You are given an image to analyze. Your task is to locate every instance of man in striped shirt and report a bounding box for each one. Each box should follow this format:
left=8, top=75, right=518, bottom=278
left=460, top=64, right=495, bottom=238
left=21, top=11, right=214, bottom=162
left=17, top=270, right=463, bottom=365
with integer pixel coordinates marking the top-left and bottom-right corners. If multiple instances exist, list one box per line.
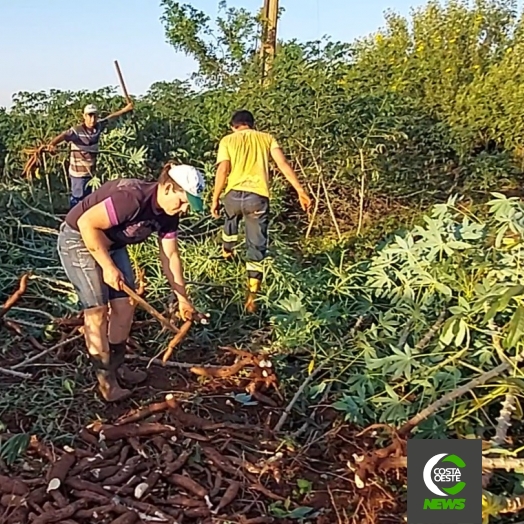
left=45, top=101, right=134, bottom=207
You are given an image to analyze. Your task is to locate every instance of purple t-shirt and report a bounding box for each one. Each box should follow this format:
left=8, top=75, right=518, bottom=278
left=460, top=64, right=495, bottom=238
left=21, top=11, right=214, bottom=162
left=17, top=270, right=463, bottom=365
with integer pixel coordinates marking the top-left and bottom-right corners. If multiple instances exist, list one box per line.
left=65, top=178, right=179, bottom=249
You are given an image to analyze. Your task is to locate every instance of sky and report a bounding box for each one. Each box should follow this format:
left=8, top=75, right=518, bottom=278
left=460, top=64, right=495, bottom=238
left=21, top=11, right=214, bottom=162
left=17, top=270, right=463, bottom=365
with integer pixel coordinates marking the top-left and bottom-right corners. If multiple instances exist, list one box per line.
left=0, top=0, right=453, bottom=108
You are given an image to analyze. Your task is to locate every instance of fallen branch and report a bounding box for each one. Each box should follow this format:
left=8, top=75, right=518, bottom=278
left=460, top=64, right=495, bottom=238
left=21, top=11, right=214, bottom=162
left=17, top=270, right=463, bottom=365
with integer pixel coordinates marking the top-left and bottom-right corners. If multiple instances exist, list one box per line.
left=483, top=393, right=516, bottom=488
left=12, top=334, right=83, bottom=370
left=379, top=456, right=524, bottom=471
left=0, top=273, right=30, bottom=319
left=127, top=354, right=219, bottom=370
left=414, top=311, right=447, bottom=351
left=355, top=347, right=524, bottom=484
left=0, top=367, right=32, bottom=379
left=399, top=347, right=524, bottom=437
left=274, top=365, right=325, bottom=433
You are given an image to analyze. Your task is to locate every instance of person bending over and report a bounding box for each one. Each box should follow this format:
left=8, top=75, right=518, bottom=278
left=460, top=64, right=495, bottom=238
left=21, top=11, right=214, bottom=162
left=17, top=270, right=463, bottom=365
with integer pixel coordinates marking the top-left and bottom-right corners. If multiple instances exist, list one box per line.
left=57, top=162, right=206, bottom=402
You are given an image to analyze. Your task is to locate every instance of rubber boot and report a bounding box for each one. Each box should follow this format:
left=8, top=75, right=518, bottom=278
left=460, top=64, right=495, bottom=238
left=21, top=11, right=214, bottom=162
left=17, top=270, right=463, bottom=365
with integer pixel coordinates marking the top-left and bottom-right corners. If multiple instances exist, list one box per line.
left=110, top=342, right=148, bottom=385
left=245, top=278, right=261, bottom=314
left=222, top=247, right=235, bottom=261
left=89, top=351, right=132, bottom=403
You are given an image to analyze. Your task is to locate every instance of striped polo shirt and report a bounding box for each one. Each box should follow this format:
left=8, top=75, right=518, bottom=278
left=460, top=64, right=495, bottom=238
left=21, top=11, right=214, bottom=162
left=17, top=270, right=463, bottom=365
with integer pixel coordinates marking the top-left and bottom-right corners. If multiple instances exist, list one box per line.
left=63, top=120, right=108, bottom=178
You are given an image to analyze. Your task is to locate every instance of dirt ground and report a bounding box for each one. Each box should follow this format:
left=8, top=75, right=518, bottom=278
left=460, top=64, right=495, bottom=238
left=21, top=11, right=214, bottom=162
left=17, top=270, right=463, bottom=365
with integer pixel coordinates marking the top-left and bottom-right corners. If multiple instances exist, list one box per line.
left=0, top=313, right=406, bottom=524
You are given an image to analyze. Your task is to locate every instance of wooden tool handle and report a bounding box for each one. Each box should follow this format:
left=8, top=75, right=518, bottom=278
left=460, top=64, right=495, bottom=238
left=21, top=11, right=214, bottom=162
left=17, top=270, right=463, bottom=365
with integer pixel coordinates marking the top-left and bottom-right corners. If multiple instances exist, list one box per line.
left=121, top=283, right=179, bottom=334
left=114, top=60, right=132, bottom=103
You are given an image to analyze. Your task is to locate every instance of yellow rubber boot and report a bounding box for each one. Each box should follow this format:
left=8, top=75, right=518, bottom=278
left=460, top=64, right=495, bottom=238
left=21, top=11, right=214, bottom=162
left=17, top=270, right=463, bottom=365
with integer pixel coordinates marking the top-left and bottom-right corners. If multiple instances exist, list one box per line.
left=222, top=247, right=235, bottom=260
left=245, top=278, right=261, bottom=314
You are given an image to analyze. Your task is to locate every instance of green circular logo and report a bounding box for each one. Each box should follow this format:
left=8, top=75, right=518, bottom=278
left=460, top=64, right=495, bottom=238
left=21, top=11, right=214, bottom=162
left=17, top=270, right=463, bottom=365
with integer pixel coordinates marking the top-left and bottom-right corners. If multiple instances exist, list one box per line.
left=423, top=453, right=466, bottom=496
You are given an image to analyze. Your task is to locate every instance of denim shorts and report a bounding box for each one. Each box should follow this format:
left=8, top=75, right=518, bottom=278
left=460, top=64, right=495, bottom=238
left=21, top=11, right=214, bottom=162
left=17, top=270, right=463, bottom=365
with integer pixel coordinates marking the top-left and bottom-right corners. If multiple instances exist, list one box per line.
left=57, top=222, right=135, bottom=309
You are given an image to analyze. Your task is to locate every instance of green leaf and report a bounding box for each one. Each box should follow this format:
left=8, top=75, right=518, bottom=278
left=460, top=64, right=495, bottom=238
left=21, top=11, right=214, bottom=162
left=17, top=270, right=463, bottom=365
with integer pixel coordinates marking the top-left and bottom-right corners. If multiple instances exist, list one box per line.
left=0, top=434, right=30, bottom=465
left=288, top=506, right=315, bottom=519
left=297, top=479, right=313, bottom=494
left=495, top=225, right=509, bottom=248
left=440, top=318, right=457, bottom=346
left=269, top=503, right=289, bottom=518
left=385, top=384, right=400, bottom=401
left=499, top=286, right=524, bottom=312
left=483, top=299, right=502, bottom=324
left=504, top=305, right=524, bottom=349
left=455, top=319, right=468, bottom=347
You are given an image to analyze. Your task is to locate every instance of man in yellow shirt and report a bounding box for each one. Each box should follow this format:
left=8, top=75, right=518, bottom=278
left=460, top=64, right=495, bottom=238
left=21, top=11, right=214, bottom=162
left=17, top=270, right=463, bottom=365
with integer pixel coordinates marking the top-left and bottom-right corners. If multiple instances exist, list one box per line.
left=211, top=110, right=312, bottom=312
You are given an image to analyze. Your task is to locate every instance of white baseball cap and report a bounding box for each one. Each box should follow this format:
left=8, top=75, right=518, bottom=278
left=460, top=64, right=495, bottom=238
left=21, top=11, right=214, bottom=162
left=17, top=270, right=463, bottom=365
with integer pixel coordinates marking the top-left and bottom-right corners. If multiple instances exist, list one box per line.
left=168, top=164, right=205, bottom=212
left=83, top=104, right=98, bottom=115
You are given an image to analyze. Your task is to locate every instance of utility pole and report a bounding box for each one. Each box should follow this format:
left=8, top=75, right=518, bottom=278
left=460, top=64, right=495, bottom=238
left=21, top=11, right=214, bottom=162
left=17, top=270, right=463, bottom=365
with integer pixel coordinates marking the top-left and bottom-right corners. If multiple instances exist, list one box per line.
left=260, top=0, right=279, bottom=83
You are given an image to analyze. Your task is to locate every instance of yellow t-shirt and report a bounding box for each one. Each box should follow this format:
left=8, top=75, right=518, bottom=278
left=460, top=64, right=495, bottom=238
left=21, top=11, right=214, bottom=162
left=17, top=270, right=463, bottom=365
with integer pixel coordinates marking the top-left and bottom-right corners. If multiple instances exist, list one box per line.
left=216, top=129, right=280, bottom=198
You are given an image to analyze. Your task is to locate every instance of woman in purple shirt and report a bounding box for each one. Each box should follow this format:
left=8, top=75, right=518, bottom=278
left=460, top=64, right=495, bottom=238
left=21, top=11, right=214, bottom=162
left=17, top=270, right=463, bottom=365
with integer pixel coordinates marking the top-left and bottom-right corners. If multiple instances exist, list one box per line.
left=58, top=163, right=206, bottom=402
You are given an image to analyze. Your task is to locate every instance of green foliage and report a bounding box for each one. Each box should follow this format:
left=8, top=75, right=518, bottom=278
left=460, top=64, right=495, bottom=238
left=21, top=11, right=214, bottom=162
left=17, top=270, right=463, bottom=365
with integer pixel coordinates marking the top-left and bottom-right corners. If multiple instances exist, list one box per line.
left=2, top=3, right=524, bottom=521
left=0, top=433, right=30, bottom=465
left=160, top=0, right=259, bottom=86
left=1, top=0, right=522, bottom=225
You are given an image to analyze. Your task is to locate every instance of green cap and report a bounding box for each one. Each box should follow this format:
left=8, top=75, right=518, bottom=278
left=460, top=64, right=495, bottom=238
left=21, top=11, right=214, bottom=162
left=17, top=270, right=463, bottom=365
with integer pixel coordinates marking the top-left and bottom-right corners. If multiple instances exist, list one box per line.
left=186, top=192, right=204, bottom=213
left=168, top=164, right=206, bottom=214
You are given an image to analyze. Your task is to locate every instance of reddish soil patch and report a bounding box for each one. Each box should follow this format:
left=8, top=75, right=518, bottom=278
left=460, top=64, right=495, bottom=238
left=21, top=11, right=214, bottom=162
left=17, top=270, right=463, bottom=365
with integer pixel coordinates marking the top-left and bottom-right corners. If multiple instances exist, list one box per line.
left=0, top=320, right=405, bottom=523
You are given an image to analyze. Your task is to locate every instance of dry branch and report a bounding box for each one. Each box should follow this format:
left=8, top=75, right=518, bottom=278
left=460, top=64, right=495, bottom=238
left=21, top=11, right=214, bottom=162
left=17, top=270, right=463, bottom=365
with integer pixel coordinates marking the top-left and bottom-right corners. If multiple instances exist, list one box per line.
left=12, top=334, right=83, bottom=370
left=0, top=367, right=32, bottom=379
left=380, top=456, right=524, bottom=471
left=483, top=393, right=517, bottom=488
left=414, top=310, right=447, bottom=351
left=274, top=365, right=325, bottom=433
left=398, top=347, right=524, bottom=437
left=0, top=273, right=30, bottom=319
